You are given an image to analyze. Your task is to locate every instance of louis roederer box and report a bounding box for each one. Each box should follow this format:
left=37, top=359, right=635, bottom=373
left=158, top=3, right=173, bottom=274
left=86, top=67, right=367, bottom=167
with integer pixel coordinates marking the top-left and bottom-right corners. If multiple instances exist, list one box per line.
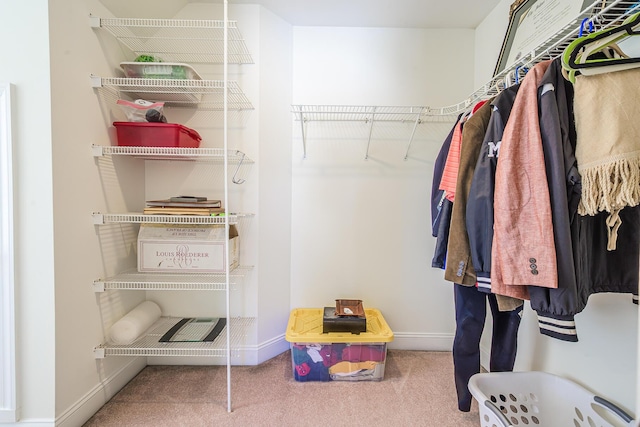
left=137, top=223, right=239, bottom=273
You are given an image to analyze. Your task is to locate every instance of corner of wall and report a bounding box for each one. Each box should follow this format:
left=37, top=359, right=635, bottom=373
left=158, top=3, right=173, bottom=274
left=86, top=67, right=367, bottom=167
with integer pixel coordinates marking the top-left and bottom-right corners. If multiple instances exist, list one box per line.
left=473, top=0, right=512, bottom=87
left=55, top=358, right=146, bottom=427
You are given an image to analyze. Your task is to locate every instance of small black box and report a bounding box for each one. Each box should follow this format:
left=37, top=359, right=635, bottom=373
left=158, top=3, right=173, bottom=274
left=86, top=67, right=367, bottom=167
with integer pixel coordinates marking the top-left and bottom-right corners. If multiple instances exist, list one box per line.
left=322, top=307, right=366, bottom=334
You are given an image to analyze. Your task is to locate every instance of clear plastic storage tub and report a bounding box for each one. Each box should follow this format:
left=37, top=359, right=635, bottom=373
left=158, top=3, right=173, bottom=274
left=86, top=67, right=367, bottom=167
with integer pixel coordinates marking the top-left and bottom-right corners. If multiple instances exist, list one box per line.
left=285, top=308, right=394, bottom=382
left=468, top=371, right=635, bottom=427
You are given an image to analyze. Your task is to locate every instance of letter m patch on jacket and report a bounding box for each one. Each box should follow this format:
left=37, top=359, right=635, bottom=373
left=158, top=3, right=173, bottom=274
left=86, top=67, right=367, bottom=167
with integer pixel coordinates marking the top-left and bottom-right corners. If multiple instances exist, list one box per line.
left=487, top=140, right=501, bottom=158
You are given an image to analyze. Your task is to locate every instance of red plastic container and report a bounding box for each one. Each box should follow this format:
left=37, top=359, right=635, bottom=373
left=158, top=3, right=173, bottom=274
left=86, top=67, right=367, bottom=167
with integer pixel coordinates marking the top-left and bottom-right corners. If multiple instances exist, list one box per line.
left=113, top=122, right=202, bottom=148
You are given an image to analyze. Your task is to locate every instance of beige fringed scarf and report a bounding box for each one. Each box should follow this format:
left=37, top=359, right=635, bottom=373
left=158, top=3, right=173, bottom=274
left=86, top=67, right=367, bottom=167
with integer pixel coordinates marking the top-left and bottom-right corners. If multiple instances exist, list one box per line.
left=574, top=67, right=640, bottom=250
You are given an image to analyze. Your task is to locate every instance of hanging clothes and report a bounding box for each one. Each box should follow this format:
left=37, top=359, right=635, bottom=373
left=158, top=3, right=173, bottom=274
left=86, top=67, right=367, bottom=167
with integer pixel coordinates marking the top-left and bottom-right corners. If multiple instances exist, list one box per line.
left=528, top=58, right=640, bottom=341
left=432, top=198, right=453, bottom=269
left=443, top=100, right=493, bottom=287
left=431, top=115, right=461, bottom=238
left=439, top=121, right=465, bottom=203
left=492, top=59, right=558, bottom=300
left=466, top=83, right=520, bottom=300
left=452, top=284, right=522, bottom=412
left=573, top=67, right=640, bottom=250
left=436, top=100, right=524, bottom=413
left=431, top=118, right=461, bottom=269
left=527, top=57, right=582, bottom=341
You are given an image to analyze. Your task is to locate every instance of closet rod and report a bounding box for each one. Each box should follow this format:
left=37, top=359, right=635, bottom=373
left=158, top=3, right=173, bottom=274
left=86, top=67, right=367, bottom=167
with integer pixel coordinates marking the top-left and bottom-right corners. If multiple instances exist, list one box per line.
left=292, top=0, right=639, bottom=159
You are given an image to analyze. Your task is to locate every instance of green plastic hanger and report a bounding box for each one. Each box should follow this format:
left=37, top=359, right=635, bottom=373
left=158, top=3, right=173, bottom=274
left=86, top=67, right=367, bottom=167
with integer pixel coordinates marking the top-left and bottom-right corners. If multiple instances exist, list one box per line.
left=561, top=11, right=640, bottom=82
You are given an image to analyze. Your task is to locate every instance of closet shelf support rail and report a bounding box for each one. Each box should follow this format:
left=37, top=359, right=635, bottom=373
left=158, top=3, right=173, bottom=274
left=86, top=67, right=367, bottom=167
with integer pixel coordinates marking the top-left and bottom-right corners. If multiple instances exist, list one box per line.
left=364, top=108, right=376, bottom=160
left=404, top=113, right=423, bottom=161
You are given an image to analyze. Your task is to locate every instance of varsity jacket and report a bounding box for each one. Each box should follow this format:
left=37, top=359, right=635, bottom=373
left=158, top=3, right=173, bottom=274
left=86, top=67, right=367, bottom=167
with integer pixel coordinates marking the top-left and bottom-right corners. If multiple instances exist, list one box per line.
left=444, top=100, right=493, bottom=286
left=492, top=60, right=557, bottom=300
left=527, top=58, right=581, bottom=341
left=466, top=84, right=520, bottom=294
left=529, top=58, right=639, bottom=342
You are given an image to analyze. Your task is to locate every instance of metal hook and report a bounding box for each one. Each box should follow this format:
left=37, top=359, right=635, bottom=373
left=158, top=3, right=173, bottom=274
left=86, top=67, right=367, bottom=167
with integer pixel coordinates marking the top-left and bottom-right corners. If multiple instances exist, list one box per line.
left=232, top=151, right=246, bottom=184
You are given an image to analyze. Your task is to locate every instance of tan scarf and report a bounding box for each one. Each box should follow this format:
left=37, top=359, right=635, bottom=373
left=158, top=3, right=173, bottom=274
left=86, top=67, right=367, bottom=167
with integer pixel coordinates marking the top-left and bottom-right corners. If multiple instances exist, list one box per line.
left=574, top=67, right=640, bottom=250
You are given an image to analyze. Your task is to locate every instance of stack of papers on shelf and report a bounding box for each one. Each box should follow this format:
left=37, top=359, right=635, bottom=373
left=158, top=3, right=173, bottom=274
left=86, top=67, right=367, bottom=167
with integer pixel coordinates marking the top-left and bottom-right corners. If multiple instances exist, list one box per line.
left=144, top=196, right=224, bottom=216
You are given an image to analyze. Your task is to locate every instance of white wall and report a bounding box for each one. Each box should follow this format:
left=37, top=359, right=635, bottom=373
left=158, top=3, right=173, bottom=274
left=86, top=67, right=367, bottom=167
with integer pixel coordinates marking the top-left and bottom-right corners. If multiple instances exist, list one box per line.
left=254, top=7, right=294, bottom=360
left=475, top=0, right=638, bottom=415
left=291, top=26, right=475, bottom=350
left=0, top=1, right=56, bottom=423
left=49, top=0, right=150, bottom=425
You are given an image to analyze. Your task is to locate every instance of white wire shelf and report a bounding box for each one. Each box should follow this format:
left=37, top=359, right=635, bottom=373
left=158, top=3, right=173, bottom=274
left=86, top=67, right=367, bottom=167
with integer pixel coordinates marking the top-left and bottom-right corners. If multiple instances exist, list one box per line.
left=92, top=267, right=254, bottom=292
left=292, top=0, right=640, bottom=159
left=91, top=16, right=254, bottom=64
left=93, top=316, right=255, bottom=358
left=91, top=76, right=254, bottom=110
left=91, top=145, right=253, bottom=162
left=92, top=145, right=253, bottom=184
left=291, top=105, right=458, bottom=123
left=92, top=212, right=254, bottom=225
left=291, top=105, right=458, bottom=160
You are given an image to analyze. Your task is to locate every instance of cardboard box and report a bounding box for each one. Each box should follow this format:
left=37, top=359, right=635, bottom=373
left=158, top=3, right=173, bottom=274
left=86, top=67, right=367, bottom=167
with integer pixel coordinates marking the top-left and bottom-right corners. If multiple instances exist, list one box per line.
left=137, top=224, right=239, bottom=273
left=285, top=308, right=394, bottom=382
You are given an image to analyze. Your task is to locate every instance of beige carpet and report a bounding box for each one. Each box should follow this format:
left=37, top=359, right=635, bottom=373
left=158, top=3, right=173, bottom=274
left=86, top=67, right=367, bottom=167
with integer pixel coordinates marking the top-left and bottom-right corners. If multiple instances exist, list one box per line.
left=83, top=350, right=481, bottom=426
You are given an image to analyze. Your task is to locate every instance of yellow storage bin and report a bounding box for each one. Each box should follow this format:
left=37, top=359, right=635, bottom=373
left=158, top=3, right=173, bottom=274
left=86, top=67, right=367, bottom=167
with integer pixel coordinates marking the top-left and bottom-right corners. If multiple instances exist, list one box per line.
left=285, top=308, right=394, bottom=382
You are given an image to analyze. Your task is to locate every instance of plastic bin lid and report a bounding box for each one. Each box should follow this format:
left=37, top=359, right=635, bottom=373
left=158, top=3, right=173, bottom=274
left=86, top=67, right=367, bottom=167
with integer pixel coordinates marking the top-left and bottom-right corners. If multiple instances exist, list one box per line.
left=285, top=308, right=394, bottom=343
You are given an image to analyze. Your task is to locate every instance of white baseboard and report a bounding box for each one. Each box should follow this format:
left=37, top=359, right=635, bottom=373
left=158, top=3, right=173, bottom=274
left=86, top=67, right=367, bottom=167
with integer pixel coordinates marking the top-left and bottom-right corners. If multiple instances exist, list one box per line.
left=388, top=332, right=454, bottom=351
left=0, top=409, right=18, bottom=424
left=55, top=358, right=146, bottom=427
left=0, top=419, right=54, bottom=427
left=391, top=332, right=489, bottom=369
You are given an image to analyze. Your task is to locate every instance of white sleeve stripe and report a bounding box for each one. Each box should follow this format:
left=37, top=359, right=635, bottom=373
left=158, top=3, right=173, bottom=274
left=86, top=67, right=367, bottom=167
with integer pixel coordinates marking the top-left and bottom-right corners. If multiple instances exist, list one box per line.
left=537, top=315, right=576, bottom=327
left=539, top=323, right=577, bottom=335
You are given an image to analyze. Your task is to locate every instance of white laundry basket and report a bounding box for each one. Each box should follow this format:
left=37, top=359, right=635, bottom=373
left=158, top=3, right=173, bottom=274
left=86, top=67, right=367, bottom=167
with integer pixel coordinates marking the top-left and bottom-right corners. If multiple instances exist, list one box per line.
left=468, top=371, right=635, bottom=427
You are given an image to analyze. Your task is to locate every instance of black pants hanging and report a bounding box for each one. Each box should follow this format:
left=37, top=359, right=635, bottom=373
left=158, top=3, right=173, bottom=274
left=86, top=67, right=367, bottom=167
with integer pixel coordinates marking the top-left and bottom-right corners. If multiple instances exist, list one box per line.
left=453, top=284, right=522, bottom=412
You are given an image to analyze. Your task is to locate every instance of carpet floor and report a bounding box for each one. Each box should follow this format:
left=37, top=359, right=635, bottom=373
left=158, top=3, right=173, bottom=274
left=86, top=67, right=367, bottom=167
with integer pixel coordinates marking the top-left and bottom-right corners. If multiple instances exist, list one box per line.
left=83, top=350, right=480, bottom=426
